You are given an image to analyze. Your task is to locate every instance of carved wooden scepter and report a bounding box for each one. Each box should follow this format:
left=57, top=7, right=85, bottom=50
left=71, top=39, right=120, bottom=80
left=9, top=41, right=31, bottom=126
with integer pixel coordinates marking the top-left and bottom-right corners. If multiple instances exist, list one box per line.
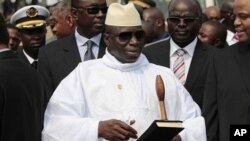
left=156, top=75, right=168, bottom=120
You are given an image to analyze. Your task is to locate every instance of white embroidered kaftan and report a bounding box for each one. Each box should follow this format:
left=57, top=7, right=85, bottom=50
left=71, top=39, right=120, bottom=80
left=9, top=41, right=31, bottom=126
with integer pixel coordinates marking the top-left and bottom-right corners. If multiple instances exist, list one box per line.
left=42, top=51, right=206, bottom=141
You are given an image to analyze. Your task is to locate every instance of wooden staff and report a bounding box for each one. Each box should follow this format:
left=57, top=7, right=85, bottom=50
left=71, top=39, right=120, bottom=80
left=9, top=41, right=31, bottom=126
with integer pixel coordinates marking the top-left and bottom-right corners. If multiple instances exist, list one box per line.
left=156, top=75, right=168, bottom=120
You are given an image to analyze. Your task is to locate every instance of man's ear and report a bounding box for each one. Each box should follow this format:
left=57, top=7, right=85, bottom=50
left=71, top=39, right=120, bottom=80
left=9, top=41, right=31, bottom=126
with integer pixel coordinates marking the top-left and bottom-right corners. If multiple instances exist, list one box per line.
left=66, top=15, right=75, bottom=27
left=103, top=33, right=110, bottom=47
left=155, top=18, right=164, bottom=27
left=71, top=8, right=78, bottom=20
left=213, top=38, right=222, bottom=48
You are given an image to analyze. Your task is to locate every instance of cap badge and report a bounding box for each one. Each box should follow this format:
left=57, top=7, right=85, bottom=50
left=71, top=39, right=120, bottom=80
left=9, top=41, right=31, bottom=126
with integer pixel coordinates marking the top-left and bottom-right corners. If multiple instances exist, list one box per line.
left=26, top=7, right=38, bottom=18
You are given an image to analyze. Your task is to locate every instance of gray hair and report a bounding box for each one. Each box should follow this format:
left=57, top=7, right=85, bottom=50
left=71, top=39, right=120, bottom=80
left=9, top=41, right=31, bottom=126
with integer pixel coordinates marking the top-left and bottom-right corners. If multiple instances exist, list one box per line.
left=50, top=1, right=71, bottom=20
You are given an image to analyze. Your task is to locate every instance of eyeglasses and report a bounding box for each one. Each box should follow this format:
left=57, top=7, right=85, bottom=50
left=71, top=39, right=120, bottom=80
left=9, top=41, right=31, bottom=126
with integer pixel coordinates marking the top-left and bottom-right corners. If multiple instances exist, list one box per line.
left=75, top=6, right=108, bottom=15
left=107, top=30, right=145, bottom=43
left=167, top=17, right=200, bottom=24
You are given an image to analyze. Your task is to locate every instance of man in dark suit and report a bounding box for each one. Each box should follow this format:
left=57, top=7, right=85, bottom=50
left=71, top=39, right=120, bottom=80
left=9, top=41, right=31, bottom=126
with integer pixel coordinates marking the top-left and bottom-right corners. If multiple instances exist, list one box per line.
left=202, top=0, right=250, bottom=140
left=143, top=0, right=215, bottom=108
left=10, top=5, right=49, bottom=69
left=38, top=0, right=107, bottom=99
left=0, top=13, right=46, bottom=141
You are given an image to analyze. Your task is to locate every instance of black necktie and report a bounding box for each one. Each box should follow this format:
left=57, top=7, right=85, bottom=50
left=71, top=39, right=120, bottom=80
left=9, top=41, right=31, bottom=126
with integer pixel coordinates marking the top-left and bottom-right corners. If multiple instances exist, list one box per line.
left=84, top=40, right=95, bottom=61
left=32, top=60, right=38, bottom=69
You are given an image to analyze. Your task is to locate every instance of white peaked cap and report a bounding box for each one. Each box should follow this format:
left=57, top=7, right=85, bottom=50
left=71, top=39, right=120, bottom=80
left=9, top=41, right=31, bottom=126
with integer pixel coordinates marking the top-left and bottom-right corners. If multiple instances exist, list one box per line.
left=105, top=3, right=142, bottom=26
left=10, top=5, right=49, bottom=29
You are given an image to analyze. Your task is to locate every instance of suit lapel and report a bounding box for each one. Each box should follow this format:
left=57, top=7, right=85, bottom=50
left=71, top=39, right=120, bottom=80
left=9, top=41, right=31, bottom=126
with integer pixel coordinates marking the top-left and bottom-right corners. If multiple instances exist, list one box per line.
left=185, top=40, right=208, bottom=88
left=165, top=40, right=170, bottom=67
left=235, top=43, right=250, bottom=93
left=61, top=35, right=81, bottom=70
left=16, top=48, right=30, bottom=65
left=62, top=34, right=106, bottom=70
left=157, top=39, right=170, bottom=67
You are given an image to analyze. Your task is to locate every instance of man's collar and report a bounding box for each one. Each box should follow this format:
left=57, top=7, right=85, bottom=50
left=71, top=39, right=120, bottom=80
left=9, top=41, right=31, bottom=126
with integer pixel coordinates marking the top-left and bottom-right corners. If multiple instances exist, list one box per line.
left=23, top=49, right=37, bottom=63
left=170, top=37, right=197, bottom=57
left=0, top=48, right=10, bottom=53
left=75, top=28, right=102, bottom=47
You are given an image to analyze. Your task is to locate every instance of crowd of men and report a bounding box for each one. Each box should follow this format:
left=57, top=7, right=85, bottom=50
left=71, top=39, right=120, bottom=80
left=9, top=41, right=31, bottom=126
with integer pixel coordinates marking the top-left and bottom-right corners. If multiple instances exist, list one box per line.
left=0, top=0, right=249, bottom=141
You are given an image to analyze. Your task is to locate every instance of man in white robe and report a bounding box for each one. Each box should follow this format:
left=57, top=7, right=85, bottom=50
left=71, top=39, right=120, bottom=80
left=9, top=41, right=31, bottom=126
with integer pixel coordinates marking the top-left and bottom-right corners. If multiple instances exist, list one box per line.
left=42, top=3, right=206, bottom=141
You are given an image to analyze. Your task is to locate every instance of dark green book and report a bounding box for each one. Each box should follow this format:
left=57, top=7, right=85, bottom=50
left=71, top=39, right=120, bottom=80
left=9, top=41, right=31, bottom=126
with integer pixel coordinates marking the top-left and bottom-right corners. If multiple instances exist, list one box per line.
left=137, top=120, right=184, bottom=141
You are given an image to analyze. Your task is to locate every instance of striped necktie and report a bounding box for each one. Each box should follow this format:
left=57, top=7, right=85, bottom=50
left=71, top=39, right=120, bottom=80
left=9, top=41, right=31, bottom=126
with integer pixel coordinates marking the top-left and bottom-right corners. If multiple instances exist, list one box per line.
left=84, top=40, right=95, bottom=61
left=173, top=49, right=186, bottom=85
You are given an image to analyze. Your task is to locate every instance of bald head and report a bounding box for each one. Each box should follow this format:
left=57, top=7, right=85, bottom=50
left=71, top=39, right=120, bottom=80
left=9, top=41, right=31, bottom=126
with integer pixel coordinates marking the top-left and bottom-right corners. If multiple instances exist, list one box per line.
left=204, top=6, right=221, bottom=21
left=204, top=21, right=226, bottom=40
left=220, top=1, right=234, bottom=20
left=168, top=0, right=202, bottom=18
left=143, top=7, right=164, bottom=19
left=198, top=20, right=227, bottom=48
left=142, top=7, right=166, bottom=43
left=221, top=1, right=233, bottom=13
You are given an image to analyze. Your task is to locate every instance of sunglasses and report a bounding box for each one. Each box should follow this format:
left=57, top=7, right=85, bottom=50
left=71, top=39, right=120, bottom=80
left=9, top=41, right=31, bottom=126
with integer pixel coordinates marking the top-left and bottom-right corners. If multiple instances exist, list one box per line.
left=167, top=17, right=200, bottom=23
left=108, top=30, right=145, bottom=43
left=75, top=6, right=108, bottom=15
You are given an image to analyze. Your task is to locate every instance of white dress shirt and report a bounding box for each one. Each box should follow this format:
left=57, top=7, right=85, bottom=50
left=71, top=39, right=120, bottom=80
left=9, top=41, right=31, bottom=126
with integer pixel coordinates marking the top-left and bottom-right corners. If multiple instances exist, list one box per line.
left=0, top=48, right=10, bottom=52
left=226, top=30, right=238, bottom=46
left=23, top=50, right=37, bottom=64
left=75, top=29, right=101, bottom=61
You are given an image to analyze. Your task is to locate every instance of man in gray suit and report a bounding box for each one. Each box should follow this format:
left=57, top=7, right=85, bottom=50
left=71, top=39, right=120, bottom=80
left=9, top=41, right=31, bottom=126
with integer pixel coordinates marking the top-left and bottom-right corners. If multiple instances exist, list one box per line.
left=38, top=0, right=107, bottom=100
left=143, top=0, right=216, bottom=109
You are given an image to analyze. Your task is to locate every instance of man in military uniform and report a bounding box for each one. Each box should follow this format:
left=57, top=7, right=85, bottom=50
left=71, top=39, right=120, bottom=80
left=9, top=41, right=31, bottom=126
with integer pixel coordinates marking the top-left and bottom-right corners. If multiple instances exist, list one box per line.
left=10, top=5, right=49, bottom=69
